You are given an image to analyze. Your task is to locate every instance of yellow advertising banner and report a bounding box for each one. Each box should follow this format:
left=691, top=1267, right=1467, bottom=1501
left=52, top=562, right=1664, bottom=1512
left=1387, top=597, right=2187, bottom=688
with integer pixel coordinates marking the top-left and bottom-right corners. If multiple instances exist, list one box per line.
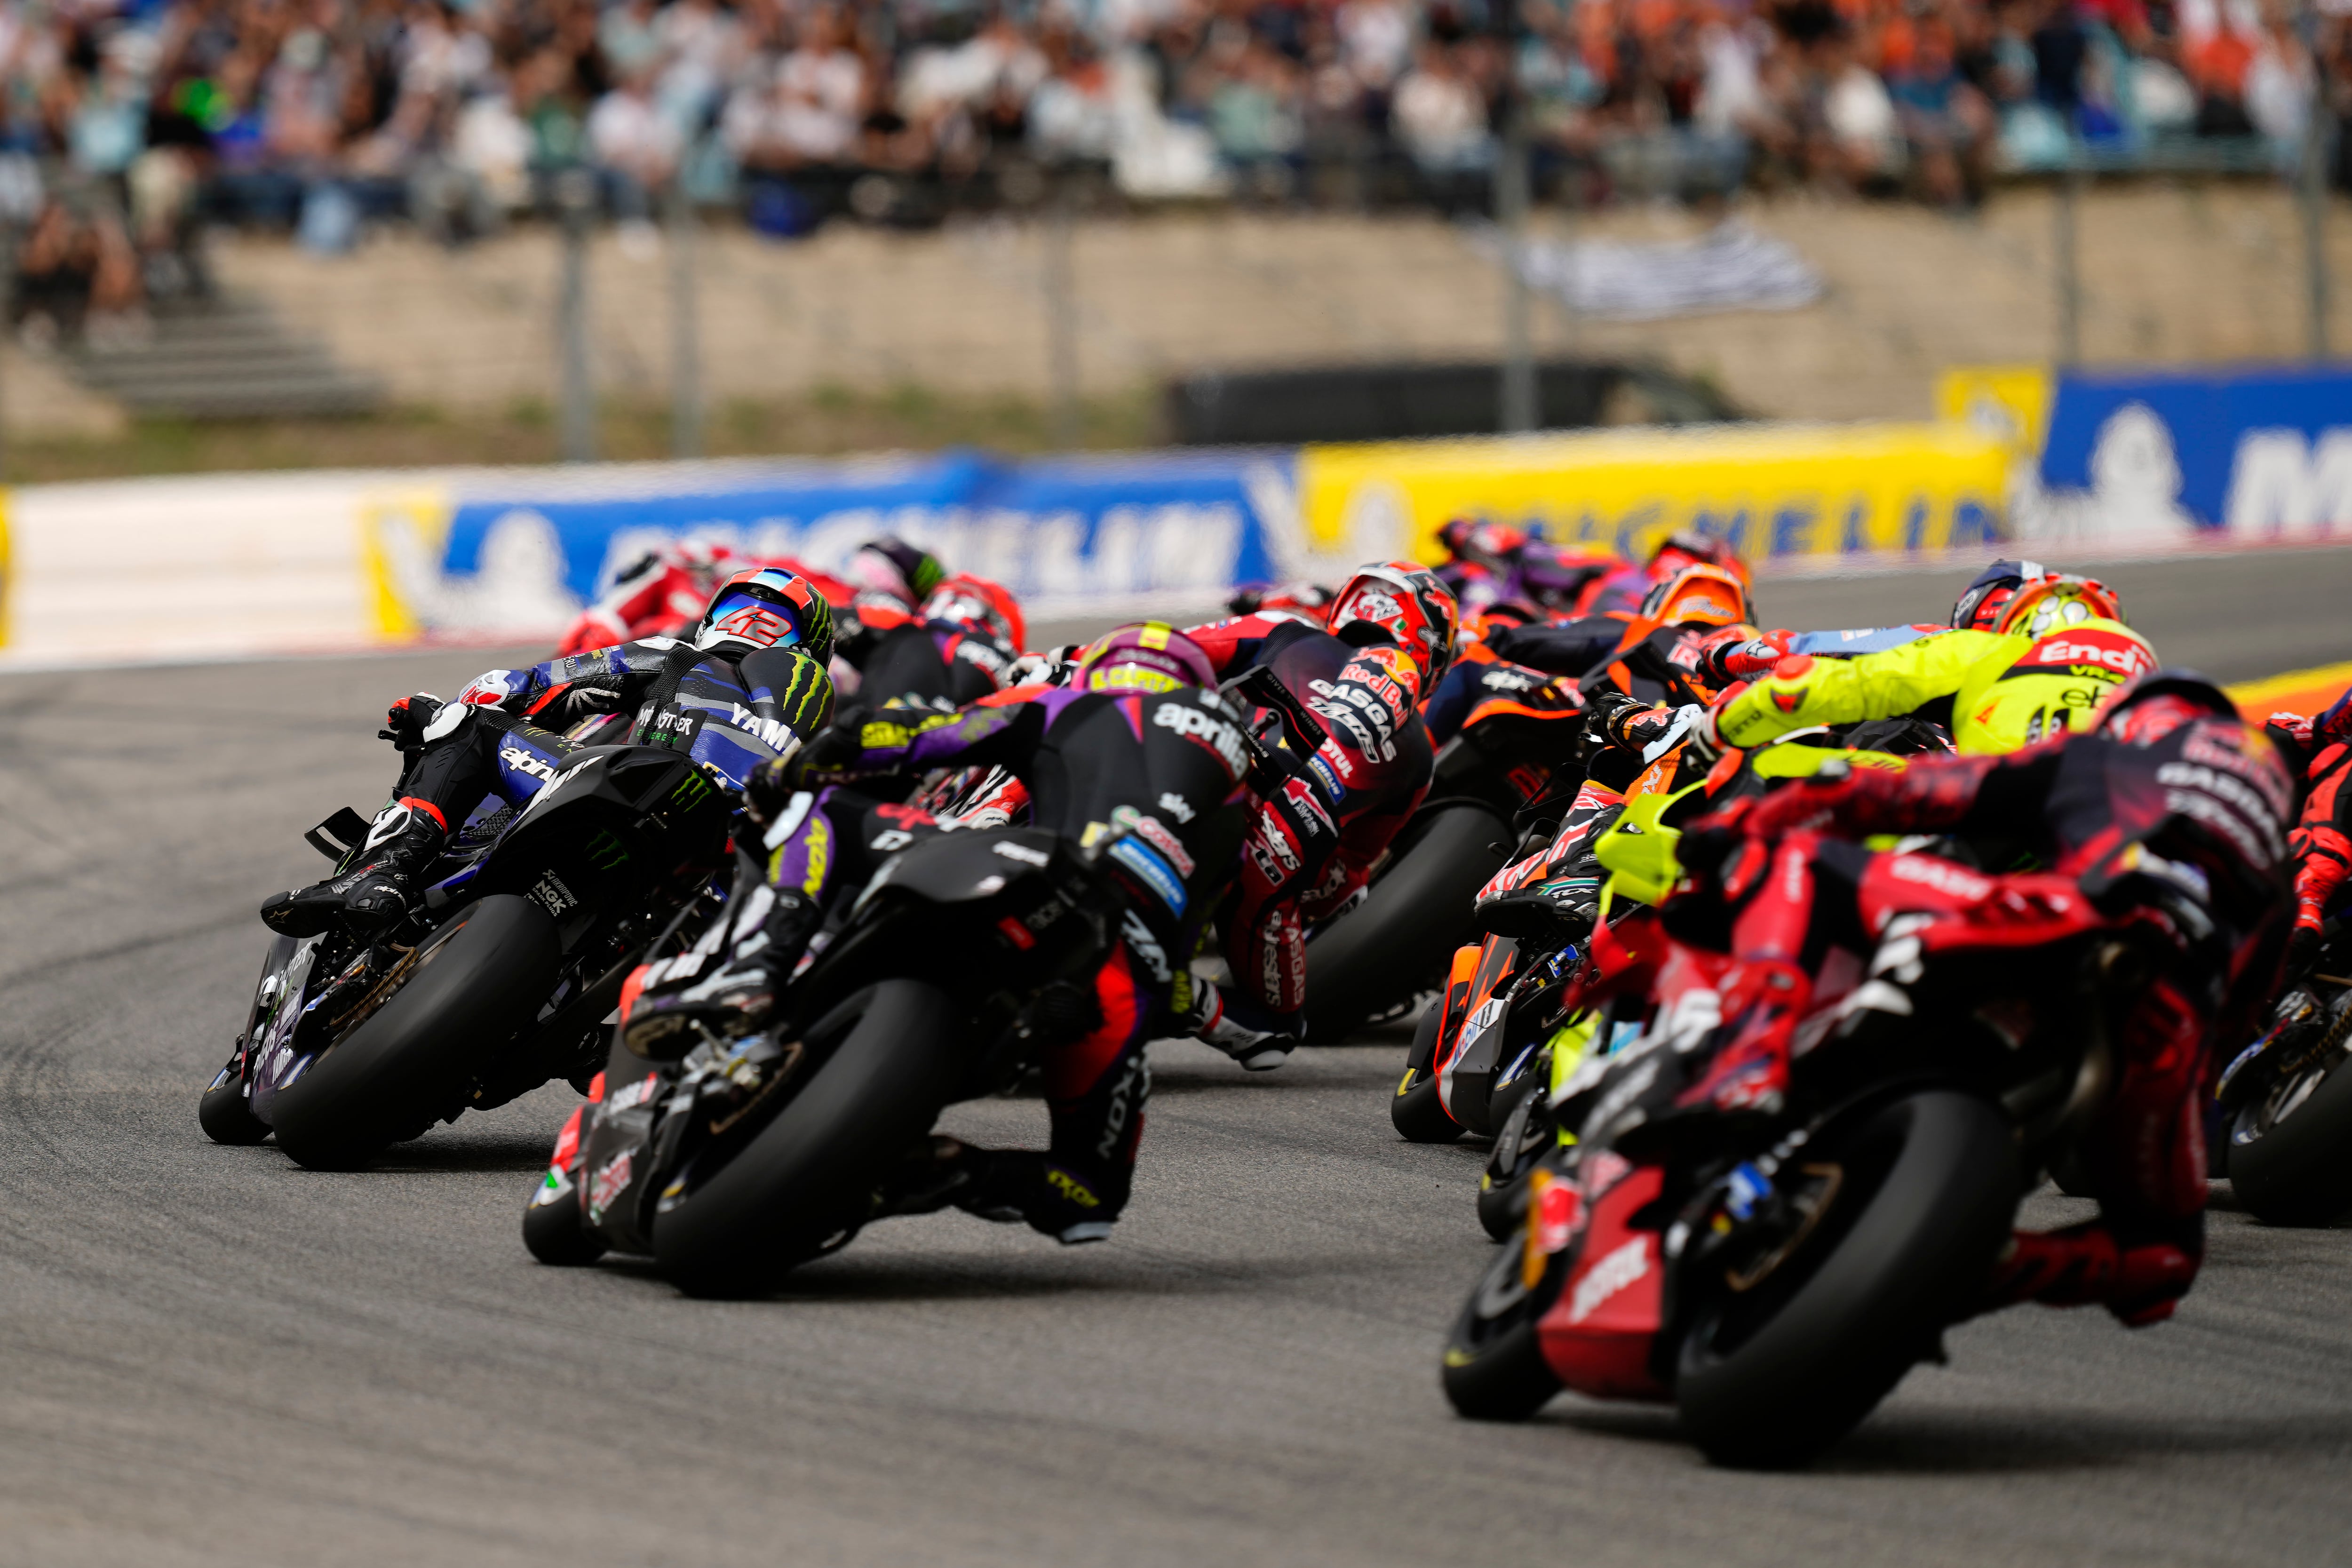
left=0, top=487, right=12, bottom=648
left=1295, top=422, right=2010, bottom=564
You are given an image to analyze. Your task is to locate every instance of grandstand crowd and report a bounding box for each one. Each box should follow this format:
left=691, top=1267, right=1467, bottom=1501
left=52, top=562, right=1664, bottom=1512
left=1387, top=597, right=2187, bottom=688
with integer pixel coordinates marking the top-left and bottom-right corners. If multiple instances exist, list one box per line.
left=0, top=0, right=2342, bottom=333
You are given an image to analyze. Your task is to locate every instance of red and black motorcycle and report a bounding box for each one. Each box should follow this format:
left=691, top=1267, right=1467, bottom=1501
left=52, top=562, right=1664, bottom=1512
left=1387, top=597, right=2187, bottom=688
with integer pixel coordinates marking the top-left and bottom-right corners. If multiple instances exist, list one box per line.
left=1438, top=836, right=2190, bottom=1466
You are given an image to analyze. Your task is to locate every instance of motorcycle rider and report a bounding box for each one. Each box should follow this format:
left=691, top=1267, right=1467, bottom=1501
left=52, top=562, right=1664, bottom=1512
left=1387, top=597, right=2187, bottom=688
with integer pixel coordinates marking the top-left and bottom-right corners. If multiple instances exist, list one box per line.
left=1702, top=572, right=2153, bottom=756
left=628, top=622, right=1269, bottom=1246
left=2258, top=686, right=2352, bottom=979
left=260, top=566, right=837, bottom=938
left=1180, top=560, right=1459, bottom=1061
left=1672, top=669, right=2293, bottom=1327
left=835, top=570, right=1026, bottom=707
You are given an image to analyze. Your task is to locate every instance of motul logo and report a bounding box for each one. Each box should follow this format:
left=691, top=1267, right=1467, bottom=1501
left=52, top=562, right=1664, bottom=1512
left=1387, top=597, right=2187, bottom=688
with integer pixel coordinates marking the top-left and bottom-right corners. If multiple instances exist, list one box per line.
left=1568, top=1236, right=1652, bottom=1323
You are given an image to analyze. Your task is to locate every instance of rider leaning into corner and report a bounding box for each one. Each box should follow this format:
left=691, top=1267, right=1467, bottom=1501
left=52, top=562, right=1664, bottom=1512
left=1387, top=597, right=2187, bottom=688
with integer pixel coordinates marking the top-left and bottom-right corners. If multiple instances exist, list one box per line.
left=2259, top=688, right=2352, bottom=983
left=1701, top=566, right=2156, bottom=756
left=260, top=567, right=838, bottom=939
left=1669, top=669, right=2294, bottom=1327
left=1178, top=561, right=1461, bottom=1066
left=830, top=536, right=1026, bottom=707
left=622, top=623, right=1272, bottom=1246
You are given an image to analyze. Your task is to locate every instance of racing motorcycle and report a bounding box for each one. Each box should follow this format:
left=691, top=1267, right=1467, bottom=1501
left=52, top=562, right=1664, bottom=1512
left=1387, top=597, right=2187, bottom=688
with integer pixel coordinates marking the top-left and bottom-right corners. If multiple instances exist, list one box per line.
left=1302, top=670, right=1583, bottom=1041
left=199, top=745, right=735, bottom=1169
left=2217, top=918, right=2352, bottom=1223
left=1436, top=852, right=2176, bottom=1467
left=521, top=817, right=1159, bottom=1298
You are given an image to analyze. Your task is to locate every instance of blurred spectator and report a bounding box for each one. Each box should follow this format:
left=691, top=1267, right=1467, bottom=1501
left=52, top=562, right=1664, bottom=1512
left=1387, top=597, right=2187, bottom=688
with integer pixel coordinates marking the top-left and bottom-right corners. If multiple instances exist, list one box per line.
left=0, top=0, right=2323, bottom=275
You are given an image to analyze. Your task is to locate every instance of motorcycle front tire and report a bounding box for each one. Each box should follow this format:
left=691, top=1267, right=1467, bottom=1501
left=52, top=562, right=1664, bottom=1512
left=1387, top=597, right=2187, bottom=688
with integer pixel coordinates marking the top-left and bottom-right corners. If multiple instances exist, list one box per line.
left=271, top=896, right=562, bottom=1171
left=652, top=979, right=962, bottom=1298
left=1305, top=804, right=1512, bottom=1044
left=1391, top=1000, right=1463, bottom=1144
left=1674, top=1090, right=2016, bottom=1469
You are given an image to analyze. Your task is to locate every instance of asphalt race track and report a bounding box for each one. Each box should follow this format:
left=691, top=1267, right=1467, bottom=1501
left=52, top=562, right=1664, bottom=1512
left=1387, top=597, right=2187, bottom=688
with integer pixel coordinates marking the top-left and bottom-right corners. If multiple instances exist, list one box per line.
left=5, top=549, right=2352, bottom=1566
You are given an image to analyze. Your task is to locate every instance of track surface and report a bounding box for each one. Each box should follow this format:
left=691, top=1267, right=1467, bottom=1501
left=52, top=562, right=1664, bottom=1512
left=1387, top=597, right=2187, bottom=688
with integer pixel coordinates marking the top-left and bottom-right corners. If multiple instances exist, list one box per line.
left=6, top=552, right=2352, bottom=1565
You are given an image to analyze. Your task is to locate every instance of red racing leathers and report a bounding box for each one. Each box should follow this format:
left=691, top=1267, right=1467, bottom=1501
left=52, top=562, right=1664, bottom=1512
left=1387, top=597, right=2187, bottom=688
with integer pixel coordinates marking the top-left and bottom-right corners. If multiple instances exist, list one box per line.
left=1181, top=613, right=1435, bottom=1017
left=2267, top=688, right=2352, bottom=969
left=1678, top=709, right=2295, bottom=1325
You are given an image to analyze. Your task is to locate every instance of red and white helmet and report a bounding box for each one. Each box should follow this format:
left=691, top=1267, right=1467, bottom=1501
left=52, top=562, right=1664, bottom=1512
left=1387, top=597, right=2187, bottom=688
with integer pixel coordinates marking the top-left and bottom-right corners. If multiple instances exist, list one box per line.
left=922, top=572, right=1025, bottom=651
left=1327, top=561, right=1461, bottom=687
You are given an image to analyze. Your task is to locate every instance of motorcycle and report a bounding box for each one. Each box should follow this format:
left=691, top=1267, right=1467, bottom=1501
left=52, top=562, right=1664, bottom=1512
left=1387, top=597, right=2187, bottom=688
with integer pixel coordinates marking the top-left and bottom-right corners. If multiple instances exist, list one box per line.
left=199, top=745, right=736, bottom=1169
left=1302, top=671, right=1584, bottom=1042
left=2216, top=918, right=2352, bottom=1223
left=1436, top=847, right=2176, bottom=1467
left=520, top=817, right=1151, bottom=1298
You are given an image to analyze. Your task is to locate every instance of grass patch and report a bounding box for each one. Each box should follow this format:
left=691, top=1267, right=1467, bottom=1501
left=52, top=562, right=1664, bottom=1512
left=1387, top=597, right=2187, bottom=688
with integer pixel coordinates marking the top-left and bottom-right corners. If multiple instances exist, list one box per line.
left=1, top=382, right=1164, bottom=484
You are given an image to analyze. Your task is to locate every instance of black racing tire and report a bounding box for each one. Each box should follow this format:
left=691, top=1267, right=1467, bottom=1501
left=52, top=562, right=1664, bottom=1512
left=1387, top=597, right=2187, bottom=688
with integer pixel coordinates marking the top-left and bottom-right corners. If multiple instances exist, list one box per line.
left=652, top=979, right=962, bottom=1298
left=2228, top=1048, right=2352, bottom=1225
left=1676, top=1090, right=2017, bottom=1469
left=523, top=1177, right=609, bottom=1266
left=1392, top=1000, right=1464, bottom=1144
left=199, top=1067, right=272, bottom=1146
left=271, top=896, right=562, bottom=1171
left=1478, top=1091, right=1551, bottom=1242
left=1305, top=805, right=1512, bottom=1044
left=1441, top=1226, right=1568, bottom=1422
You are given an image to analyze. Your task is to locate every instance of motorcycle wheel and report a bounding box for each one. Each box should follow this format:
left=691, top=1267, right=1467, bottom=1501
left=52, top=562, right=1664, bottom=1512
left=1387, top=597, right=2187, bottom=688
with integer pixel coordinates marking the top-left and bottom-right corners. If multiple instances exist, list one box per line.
left=1391, top=1001, right=1463, bottom=1144
left=1304, top=804, right=1512, bottom=1044
left=1441, top=1226, right=1569, bottom=1421
left=1478, top=1092, right=1552, bottom=1242
left=272, top=896, right=562, bottom=1171
left=523, top=1178, right=608, bottom=1266
left=2228, top=1035, right=2352, bottom=1224
left=1675, top=1090, right=2016, bottom=1469
left=652, top=979, right=961, bottom=1299
left=198, top=1058, right=271, bottom=1146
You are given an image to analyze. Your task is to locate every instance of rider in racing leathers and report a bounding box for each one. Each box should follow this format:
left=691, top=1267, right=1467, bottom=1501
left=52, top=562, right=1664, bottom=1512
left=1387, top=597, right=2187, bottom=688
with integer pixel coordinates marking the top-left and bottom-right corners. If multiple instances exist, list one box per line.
left=1180, top=560, right=1459, bottom=1062
left=1701, top=572, right=2156, bottom=756
left=260, top=567, right=837, bottom=938
left=835, top=571, right=1025, bottom=708
left=628, top=622, right=1269, bottom=1245
left=2260, top=687, right=2352, bottom=979
left=1672, top=670, right=2292, bottom=1327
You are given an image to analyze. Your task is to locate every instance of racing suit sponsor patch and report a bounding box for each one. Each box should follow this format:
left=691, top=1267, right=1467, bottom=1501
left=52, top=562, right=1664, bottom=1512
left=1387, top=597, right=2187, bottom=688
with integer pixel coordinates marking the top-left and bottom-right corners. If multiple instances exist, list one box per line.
left=1108, top=836, right=1187, bottom=915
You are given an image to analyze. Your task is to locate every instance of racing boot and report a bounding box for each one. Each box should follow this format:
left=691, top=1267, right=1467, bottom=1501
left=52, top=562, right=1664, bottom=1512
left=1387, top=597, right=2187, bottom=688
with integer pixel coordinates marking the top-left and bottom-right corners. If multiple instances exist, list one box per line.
left=951, top=1147, right=1121, bottom=1245
left=618, top=887, right=820, bottom=1058
left=260, top=798, right=447, bottom=938
left=1189, top=983, right=1300, bottom=1072
left=1974, top=1218, right=2201, bottom=1328
left=1672, top=957, right=1813, bottom=1120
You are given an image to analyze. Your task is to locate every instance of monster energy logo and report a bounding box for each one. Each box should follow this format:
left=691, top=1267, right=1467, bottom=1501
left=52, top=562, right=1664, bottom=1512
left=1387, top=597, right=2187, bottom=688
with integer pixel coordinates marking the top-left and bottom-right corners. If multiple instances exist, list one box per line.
left=585, top=828, right=630, bottom=870
left=668, top=771, right=714, bottom=810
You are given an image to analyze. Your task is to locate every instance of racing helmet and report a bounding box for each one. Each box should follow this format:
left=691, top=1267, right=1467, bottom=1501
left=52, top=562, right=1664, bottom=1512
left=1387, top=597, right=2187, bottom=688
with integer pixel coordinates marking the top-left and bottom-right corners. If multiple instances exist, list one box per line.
left=921, top=572, right=1025, bottom=651
left=2094, top=668, right=2239, bottom=746
left=1073, top=621, right=1217, bottom=694
left=848, top=536, right=947, bottom=607
left=1647, top=530, right=1752, bottom=589
left=694, top=566, right=836, bottom=662
left=1997, top=573, right=2126, bottom=638
left=1637, top=562, right=1751, bottom=629
left=1327, top=561, right=1462, bottom=687
left=1950, top=558, right=2046, bottom=631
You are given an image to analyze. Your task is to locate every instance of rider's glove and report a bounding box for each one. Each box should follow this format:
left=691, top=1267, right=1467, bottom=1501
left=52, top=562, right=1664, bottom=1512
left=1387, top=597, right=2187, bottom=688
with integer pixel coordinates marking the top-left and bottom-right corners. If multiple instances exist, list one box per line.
left=1701, top=628, right=1793, bottom=684
left=380, top=693, right=445, bottom=752
left=1580, top=689, right=1648, bottom=755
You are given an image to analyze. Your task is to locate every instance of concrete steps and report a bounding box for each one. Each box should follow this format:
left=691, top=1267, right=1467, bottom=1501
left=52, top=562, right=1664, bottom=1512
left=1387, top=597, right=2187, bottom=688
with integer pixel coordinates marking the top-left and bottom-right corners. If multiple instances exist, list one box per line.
left=64, top=295, right=385, bottom=420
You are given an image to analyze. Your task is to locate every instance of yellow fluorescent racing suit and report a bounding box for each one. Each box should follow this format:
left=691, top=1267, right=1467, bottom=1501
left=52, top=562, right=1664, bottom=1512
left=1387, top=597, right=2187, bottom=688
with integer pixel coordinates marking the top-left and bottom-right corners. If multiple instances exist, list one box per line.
left=1714, top=618, right=2157, bottom=755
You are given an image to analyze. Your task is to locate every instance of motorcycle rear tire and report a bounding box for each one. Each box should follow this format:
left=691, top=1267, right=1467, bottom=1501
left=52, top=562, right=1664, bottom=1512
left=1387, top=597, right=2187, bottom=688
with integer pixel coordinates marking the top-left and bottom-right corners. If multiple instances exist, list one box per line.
left=652, top=979, right=961, bottom=1298
left=1675, top=1090, right=2015, bottom=1469
left=1304, top=804, right=1512, bottom=1044
left=1391, top=1001, right=1464, bottom=1144
left=272, top=896, right=562, bottom=1171
left=2228, top=1051, right=2352, bottom=1224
